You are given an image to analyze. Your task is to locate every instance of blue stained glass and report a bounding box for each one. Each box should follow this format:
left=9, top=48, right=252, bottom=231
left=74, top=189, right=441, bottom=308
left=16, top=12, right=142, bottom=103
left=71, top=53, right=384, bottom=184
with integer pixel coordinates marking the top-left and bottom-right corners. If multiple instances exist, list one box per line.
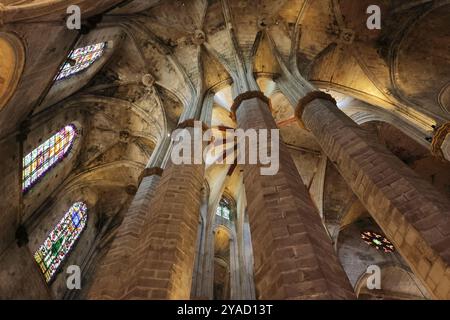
left=34, top=202, right=88, bottom=283
left=71, top=212, right=80, bottom=227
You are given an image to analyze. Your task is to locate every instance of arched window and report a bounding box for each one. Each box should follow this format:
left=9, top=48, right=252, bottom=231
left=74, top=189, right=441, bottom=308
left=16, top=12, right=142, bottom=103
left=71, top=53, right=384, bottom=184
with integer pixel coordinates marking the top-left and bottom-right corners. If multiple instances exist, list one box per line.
left=34, top=202, right=88, bottom=283
left=216, top=198, right=231, bottom=220
left=55, top=42, right=107, bottom=81
left=22, top=124, right=77, bottom=193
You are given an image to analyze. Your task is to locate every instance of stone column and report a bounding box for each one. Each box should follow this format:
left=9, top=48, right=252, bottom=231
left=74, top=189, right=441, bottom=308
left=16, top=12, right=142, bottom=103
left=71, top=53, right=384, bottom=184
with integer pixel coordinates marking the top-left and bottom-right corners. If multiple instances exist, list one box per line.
left=197, top=169, right=230, bottom=299
left=229, top=230, right=241, bottom=300
left=87, top=137, right=171, bottom=299
left=235, top=183, right=256, bottom=300
left=122, top=120, right=208, bottom=299
left=190, top=184, right=209, bottom=299
left=232, top=91, right=355, bottom=300
left=431, top=122, right=450, bottom=163
left=200, top=91, right=214, bottom=126
left=241, top=217, right=256, bottom=299
left=296, top=92, right=450, bottom=299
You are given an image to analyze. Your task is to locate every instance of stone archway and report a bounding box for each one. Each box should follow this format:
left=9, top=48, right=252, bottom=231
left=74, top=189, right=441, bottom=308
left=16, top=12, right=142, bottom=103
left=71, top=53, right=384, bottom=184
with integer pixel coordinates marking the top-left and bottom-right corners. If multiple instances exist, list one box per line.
left=213, top=226, right=232, bottom=300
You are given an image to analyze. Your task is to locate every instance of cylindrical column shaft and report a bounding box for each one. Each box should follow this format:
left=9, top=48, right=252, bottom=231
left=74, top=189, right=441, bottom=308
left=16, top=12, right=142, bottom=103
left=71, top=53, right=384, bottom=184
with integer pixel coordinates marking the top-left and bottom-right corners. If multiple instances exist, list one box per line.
left=233, top=91, right=355, bottom=299
left=298, top=93, right=450, bottom=299
left=87, top=136, right=172, bottom=299
left=123, top=122, right=207, bottom=299
left=87, top=169, right=163, bottom=299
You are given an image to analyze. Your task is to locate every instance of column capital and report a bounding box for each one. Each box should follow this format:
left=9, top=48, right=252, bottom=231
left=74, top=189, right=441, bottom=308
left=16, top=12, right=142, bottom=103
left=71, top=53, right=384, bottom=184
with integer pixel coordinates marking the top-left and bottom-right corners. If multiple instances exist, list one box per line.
left=138, top=167, right=164, bottom=185
left=176, top=119, right=209, bottom=132
left=431, top=122, right=450, bottom=161
left=294, top=91, right=337, bottom=130
left=230, top=91, right=271, bottom=120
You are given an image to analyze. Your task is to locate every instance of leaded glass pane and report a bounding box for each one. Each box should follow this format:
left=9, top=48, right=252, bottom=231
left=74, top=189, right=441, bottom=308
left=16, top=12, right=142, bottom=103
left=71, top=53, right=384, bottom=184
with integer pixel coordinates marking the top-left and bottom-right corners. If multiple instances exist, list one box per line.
left=34, top=202, right=88, bottom=283
left=361, top=231, right=395, bottom=253
left=55, top=42, right=106, bottom=81
left=216, top=198, right=231, bottom=220
left=22, top=124, right=77, bottom=192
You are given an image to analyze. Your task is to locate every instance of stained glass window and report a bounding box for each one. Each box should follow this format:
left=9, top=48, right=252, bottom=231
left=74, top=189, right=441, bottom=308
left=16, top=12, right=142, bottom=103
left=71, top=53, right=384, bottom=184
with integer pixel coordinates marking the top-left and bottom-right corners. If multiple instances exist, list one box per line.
left=361, top=231, right=395, bottom=253
left=216, top=198, right=231, bottom=220
left=22, top=124, right=77, bottom=193
left=55, top=42, right=106, bottom=81
left=34, top=202, right=88, bottom=283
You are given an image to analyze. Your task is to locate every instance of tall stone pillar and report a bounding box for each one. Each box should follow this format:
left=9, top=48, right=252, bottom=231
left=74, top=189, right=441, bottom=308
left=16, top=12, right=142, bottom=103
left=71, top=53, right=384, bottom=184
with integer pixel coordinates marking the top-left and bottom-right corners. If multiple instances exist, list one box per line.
left=88, top=136, right=171, bottom=299
left=296, top=92, right=450, bottom=299
left=190, top=184, right=209, bottom=299
left=241, top=216, right=256, bottom=300
left=196, top=168, right=229, bottom=299
left=232, top=91, right=355, bottom=300
left=122, top=120, right=208, bottom=299
left=431, top=122, right=450, bottom=163
left=189, top=91, right=217, bottom=300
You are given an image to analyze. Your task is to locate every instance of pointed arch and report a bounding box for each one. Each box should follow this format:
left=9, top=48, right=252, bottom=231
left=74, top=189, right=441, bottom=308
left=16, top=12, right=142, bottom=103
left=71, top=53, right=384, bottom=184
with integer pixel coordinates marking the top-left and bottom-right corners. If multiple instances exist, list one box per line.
left=22, top=124, right=77, bottom=193
left=34, top=201, right=88, bottom=283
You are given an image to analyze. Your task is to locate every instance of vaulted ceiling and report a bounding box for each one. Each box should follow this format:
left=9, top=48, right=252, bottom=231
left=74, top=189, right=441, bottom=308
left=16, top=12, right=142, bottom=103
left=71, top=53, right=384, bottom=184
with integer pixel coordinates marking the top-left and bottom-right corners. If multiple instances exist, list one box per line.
left=1, top=0, right=449, bottom=139
left=2, top=1, right=448, bottom=230
left=1, top=0, right=448, bottom=300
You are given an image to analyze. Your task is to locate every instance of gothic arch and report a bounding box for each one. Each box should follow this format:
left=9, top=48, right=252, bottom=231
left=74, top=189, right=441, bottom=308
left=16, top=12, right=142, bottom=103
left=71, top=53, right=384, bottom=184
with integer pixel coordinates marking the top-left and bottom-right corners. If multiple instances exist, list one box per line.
left=342, top=104, right=430, bottom=148
left=312, top=84, right=433, bottom=147
left=22, top=118, right=85, bottom=221
left=336, top=218, right=409, bottom=288
left=438, top=82, right=450, bottom=114
left=359, top=121, right=450, bottom=198
left=354, top=264, right=430, bottom=300
left=26, top=181, right=116, bottom=298
left=57, top=160, right=143, bottom=194
left=213, top=225, right=233, bottom=300
left=388, top=2, right=450, bottom=120
left=40, top=28, right=125, bottom=112
left=63, top=95, right=162, bottom=145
